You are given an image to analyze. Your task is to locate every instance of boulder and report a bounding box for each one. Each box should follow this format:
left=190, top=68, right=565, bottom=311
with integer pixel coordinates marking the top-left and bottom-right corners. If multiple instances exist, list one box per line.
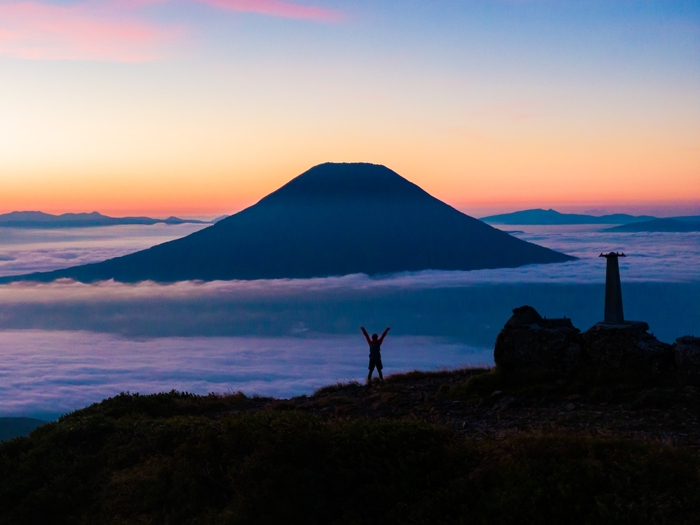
left=494, top=306, right=676, bottom=376
left=582, top=322, right=673, bottom=374
left=494, top=306, right=583, bottom=374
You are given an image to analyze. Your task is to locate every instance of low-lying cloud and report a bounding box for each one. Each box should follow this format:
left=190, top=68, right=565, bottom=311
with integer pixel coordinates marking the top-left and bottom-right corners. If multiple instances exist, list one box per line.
left=0, top=226, right=698, bottom=343
left=0, top=331, right=489, bottom=419
left=2, top=224, right=698, bottom=283
left=0, top=278, right=697, bottom=345
left=0, top=225, right=697, bottom=419
left=0, top=223, right=206, bottom=277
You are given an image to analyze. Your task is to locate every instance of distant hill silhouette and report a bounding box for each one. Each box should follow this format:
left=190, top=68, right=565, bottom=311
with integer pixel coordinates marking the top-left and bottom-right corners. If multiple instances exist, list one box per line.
left=605, top=218, right=700, bottom=233
left=0, top=163, right=574, bottom=283
left=481, top=208, right=655, bottom=225
left=0, top=211, right=207, bottom=229
left=0, top=417, right=45, bottom=441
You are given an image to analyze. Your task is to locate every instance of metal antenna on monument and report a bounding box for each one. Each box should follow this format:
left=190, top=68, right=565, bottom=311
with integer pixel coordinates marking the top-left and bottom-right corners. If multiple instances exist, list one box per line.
left=599, top=252, right=626, bottom=324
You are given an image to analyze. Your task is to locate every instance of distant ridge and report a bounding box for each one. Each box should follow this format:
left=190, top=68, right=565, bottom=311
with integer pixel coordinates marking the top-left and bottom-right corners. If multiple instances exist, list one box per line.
left=481, top=208, right=655, bottom=225
left=0, top=417, right=45, bottom=441
left=0, top=163, right=575, bottom=283
left=0, top=211, right=208, bottom=229
left=605, top=218, right=700, bottom=233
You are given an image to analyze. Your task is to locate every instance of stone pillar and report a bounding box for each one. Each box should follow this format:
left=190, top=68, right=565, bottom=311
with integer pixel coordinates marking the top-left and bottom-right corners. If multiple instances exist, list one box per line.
left=600, top=252, right=625, bottom=324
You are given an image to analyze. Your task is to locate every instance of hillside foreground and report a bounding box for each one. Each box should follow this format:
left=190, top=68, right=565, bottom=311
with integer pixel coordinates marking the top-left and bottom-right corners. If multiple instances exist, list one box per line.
left=2, top=365, right=700, bottom=524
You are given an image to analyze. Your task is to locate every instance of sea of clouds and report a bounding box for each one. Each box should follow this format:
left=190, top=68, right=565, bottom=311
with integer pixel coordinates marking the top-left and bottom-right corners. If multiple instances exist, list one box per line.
left=2, top=223, right=698, bottom=283
left=0, top=223, right=207, bottom=276
left=0, top=331, right=488, bottom=420
left=0, top=224, right=698, bottom=419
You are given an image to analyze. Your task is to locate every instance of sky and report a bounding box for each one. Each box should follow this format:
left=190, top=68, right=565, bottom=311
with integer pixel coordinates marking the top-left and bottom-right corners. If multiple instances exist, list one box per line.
left=0, top=0, right=698, bottom=217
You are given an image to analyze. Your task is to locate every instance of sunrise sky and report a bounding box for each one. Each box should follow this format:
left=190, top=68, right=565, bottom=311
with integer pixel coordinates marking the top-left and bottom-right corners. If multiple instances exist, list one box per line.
left=0, top=0, right=698, bottom=217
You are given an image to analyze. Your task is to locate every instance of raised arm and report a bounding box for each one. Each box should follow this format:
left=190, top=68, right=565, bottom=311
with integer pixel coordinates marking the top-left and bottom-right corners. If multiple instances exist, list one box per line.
left=361, top=327, right=371, bottom=344
left=378, top=327, right=391, bottom=343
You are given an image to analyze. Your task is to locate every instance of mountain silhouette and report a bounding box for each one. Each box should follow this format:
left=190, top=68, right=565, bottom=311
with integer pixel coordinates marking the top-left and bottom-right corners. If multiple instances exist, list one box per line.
left=0, top=163, right=574, bottom=283
left=605, top=218, right=700, bottom=233
left=0, top=417, right=45, bottom=441
left=481, top=208, right=655, bottom=225
left=0, top=211, right=207, bottom=228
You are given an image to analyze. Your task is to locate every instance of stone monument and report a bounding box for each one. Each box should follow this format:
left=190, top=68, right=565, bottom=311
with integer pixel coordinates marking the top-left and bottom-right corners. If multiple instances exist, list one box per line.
left=600, top=252, right=625, bottom=323
left=584, top=252, right=670, bottom=370
left=594, top=252, right=646, bottom=330
left=494, top=250, right=673, bottom=375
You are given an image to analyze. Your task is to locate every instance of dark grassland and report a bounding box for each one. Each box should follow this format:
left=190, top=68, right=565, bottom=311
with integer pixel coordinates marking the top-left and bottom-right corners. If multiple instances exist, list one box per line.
left=2, top=367, right=700, bottom=524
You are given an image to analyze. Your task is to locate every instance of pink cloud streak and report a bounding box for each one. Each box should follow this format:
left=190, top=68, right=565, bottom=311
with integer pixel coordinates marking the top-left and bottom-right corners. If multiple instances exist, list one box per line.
left=0, top=2, right=180, bottom=61
left=194, top=0, right=343, bottom=22
left=0, top=0, right=341, bottom=61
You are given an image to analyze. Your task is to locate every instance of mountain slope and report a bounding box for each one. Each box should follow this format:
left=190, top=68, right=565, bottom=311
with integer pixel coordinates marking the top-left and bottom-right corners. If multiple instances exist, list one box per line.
left=0, top=163, right=574, bottom=283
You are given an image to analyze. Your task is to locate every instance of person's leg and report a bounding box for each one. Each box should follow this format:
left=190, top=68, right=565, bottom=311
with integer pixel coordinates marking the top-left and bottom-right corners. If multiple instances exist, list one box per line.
left=368, top=360, right=375, bottom=382
left=377, top=359, right=384, bottom=381
left=378, top=369, right=383, bottom=381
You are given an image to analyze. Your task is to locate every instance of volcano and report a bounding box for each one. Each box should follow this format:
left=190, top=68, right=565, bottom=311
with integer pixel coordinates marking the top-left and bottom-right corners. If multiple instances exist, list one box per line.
left=0, top=163, right=574, bottom=283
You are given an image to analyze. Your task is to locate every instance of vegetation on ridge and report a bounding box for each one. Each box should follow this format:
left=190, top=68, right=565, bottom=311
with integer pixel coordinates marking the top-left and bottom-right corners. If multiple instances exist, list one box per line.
left=2, top=368, right=700, bottom=524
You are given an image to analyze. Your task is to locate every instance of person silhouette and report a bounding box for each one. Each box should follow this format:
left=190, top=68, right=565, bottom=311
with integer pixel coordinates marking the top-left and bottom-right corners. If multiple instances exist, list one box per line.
left=361, top=326, right=390, bottom=382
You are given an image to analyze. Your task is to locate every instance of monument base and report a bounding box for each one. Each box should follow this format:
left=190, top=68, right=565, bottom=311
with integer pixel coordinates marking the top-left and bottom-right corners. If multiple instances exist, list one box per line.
left=589, top=321, right=649, bottom=332
left=583, top=321, right=671, bottom=372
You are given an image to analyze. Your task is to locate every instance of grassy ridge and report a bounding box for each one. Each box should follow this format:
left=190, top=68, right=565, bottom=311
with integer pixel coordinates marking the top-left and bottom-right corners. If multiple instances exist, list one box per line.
left=2, top=376, right=700, bottom=524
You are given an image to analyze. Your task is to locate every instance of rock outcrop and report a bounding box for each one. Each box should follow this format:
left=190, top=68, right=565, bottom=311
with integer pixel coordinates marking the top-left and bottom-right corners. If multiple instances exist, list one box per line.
left=583, top=322, right=673, bottom=374
left=493, top=306, right=583, bottom=373
left=494, top=306, right=683, bottom=377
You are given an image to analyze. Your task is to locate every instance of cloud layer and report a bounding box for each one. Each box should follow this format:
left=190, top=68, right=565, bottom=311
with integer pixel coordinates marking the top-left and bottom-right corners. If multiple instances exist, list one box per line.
left=0, top=2, right=181, bottom=61
left=0, top=225, right=698, bottom=345
left=0, top=223, right=206, bottom=276
left=0, top=225, right=698, bottom=419
left=0, top=331, right=489, bottom=419
left=2, top=224, right=698, bottom=283
left=195, top=0, right=342, bottom=22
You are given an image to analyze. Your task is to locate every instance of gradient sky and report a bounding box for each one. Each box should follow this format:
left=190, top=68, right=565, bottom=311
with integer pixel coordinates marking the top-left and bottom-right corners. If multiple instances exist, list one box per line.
left=0, top=0, right=698, bottom=217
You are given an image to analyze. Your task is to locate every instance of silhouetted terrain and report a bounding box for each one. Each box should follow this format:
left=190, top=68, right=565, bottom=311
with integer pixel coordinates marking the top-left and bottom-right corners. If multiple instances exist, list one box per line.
left=482, top=208, right=655, bottom=225
left=0, top=163, right=573, bottom=283
left=0, top=211, right=207, bottom=229
left=605, top=218, right=700, bottom=233
left=2, top=368, right=700, bottom=524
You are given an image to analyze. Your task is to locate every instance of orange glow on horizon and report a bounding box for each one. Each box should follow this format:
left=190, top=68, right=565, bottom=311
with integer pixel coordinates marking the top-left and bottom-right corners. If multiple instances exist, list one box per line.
left=0, top=156, right=697, bottom=218
left=1, top=0, right=699, bottom=219
left=1, top=73, right=698, bottom=218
